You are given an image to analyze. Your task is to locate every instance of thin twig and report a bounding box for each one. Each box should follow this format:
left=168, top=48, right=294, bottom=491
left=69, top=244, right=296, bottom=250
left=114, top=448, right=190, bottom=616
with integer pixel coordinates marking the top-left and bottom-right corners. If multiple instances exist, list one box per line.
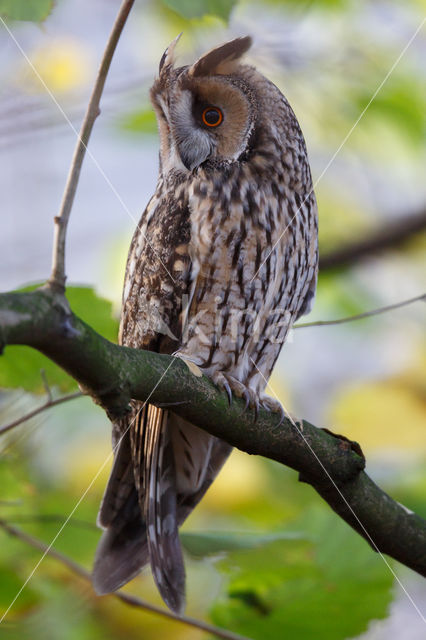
left=40, top=369, right=52, bottom=402
left=294, top=293, right=425, bottom=329
left=3, top=514, right=97, bottom=530
left=47, top=0, right=135, bottom=293
left=0, top=391, right=82, bottom=436
left=0, top=520, right=250, bottom=640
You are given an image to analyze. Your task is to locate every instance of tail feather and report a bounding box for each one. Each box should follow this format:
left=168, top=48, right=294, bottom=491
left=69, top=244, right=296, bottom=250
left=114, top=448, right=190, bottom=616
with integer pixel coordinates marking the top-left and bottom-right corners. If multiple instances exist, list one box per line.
left=92, top=489, right=149, bottom=594
left=144, top=406, right=186, bottom=613
left=93, top=426, right=149, bottom=594
left=93, top=404, right=231, bottom=613
left=97, top=424, right=133, bottom=529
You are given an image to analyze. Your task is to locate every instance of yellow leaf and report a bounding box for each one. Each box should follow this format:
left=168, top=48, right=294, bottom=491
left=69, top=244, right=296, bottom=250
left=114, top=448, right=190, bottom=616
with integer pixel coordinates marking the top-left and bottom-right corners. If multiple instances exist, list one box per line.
left=64, top=435, right=111, bottom=493
left=19, top=38, right=91, bottom=93
left=201, top=448, right=267, bottom=510
left=331, top=381, right=426, bottom=455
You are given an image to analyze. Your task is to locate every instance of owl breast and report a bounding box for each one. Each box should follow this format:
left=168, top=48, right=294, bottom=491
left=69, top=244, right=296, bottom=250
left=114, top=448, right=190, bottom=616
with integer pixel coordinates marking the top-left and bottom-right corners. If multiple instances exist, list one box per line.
left=179, top=150, right=317, bottom=394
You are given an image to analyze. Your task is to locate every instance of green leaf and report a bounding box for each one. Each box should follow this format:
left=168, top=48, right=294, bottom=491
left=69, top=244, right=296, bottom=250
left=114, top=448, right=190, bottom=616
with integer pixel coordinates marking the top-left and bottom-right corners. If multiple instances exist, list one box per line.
left=23, top=494, right=99, bottom=565
left=266, top=0, right=350, bottom=8
left=118, top=107, right=158, bottom=135
left=210, top=508, right=394, bottom=640
left=0, top=0, right=55, bottom=22
left=0, top=286, right=118, bottom=393
left=161, top=0, right=236, bottom=21
left=0, top=345, right=77, bottom=393
left=64, top=286, right=118, bottom=344
left=181, top=530, right=305, bottom=557
left=353, top=76, right=426, bottom=144
left=0, top=567, right=41, bottom=616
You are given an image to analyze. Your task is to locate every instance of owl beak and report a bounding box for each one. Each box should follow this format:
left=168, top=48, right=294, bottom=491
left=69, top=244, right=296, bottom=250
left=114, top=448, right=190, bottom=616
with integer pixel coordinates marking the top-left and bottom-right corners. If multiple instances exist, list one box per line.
left=178, top=137, right=213, bottom=171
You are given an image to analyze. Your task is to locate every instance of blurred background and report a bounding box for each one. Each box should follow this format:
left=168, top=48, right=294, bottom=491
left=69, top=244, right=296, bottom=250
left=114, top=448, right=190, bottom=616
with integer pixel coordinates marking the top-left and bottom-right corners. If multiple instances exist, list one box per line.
left=0, top=0, right=425, bottom=638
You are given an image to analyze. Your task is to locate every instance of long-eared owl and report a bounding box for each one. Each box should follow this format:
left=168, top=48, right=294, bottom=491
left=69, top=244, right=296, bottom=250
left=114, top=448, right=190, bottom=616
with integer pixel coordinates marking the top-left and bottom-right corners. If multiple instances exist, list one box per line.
left=93, top=35, right=318, bottom=613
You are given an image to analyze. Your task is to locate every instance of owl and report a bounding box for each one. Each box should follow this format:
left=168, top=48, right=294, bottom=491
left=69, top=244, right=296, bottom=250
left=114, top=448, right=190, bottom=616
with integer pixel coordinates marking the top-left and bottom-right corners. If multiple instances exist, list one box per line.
left=92, top=35, right=318, bottom=613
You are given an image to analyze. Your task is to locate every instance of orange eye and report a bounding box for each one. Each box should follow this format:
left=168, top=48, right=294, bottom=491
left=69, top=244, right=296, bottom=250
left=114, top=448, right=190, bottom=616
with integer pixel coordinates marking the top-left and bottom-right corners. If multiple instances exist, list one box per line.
left=201, top=106, right=223, bottom=127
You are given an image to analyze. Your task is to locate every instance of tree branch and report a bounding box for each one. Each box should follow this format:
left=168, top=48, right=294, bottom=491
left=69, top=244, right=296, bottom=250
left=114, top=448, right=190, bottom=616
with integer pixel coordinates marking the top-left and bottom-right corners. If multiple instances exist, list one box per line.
left=0, top=519, right=249, bottom=640
left=1, top=288, right=425, bottom=578
left=47, top=0, right=135, bottom=293
left=320, top=208, right=426, bottom=271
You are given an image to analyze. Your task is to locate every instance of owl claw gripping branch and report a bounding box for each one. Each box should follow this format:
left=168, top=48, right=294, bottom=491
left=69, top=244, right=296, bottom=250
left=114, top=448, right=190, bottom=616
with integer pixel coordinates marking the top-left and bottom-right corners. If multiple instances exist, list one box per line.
left=92, top=36, right=318, bottom=613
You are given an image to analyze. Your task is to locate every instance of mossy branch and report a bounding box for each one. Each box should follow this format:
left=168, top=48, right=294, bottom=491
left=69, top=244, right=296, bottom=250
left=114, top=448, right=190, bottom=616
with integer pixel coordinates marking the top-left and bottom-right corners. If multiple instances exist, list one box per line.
left=1, top=287, right=425, bottom=578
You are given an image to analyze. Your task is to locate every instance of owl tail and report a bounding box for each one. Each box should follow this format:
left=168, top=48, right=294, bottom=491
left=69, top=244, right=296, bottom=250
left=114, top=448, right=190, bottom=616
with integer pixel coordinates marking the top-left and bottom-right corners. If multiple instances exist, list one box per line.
left=92, top=427, right=150, bottom=595
left=92, top=406, right=186, bottom=614
left=141, top=405, right=186, bottom=613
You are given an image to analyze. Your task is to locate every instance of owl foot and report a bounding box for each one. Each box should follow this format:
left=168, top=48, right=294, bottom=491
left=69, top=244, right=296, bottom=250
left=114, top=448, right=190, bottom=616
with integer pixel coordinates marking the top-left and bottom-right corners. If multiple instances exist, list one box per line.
left=259, top=394, right=286, bottom=426
left=211, top=372, right=261, bottom=419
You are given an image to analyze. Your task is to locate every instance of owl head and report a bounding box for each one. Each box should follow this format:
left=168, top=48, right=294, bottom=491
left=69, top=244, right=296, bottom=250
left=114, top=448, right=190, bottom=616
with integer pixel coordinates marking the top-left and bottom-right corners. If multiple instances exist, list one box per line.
left=150, top=35, right=263, bottom=173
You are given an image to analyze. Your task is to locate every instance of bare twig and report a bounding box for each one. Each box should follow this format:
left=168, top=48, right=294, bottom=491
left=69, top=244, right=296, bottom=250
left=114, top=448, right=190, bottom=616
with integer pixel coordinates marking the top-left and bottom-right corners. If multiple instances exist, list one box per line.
left=320, top=208, right=426, bottom=271
left=2, top=514, right=97, bottom=530
left=294, top=293, right=426, bottom=329
left=47, top=0, right=135, bottom=293
left=40, top=369, right=52, bottom=402
left=0, top=519, right=250, bottom=640
left=0, top=391, right=82, bottom=437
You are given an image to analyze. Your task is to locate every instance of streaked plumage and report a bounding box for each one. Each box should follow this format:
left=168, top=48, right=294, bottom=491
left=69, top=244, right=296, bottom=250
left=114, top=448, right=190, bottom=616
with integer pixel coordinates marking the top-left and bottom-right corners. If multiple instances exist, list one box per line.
left=93, top=35, right=318, bottom=613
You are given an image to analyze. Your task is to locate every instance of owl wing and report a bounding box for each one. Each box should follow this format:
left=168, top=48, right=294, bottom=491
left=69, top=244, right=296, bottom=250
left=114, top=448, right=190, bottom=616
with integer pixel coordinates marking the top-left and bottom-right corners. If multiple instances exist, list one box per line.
left=93, top=191, right=230, bottom=613
left=93, top=192, right=191, bottom=607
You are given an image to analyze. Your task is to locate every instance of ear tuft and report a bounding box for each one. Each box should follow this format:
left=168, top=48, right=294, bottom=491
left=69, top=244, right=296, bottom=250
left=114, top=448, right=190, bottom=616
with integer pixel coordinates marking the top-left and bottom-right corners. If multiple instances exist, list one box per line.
left=159, top=33, right=183, bottom=74
left=189, top=36, right=252, bottom=77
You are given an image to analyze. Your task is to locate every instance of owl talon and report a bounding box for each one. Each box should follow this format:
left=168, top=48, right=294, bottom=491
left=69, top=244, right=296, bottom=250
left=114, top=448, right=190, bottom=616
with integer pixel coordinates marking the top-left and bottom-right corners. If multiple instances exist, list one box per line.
left=212, top=372, right=261, bottom=415
left=253, top=398, right=260, bottom=422
left=242, top=389, right=251, bottom=411
left=223, top=380, right=233, bottom=406
left=260, top=395, right=286, bottom=423
left=212, top=372, right=235, bottom=407
left=273, top=406, right=286, bottom=428
left=278, top=406, right=286, bottom=426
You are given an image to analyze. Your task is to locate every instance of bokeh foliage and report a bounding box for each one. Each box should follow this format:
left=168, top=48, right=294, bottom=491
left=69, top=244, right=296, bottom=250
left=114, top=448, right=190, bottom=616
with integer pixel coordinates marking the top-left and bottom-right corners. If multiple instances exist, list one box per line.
left=0, top=0, right=54, bottom=22
left=1, top=0, right=425, bottom=639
